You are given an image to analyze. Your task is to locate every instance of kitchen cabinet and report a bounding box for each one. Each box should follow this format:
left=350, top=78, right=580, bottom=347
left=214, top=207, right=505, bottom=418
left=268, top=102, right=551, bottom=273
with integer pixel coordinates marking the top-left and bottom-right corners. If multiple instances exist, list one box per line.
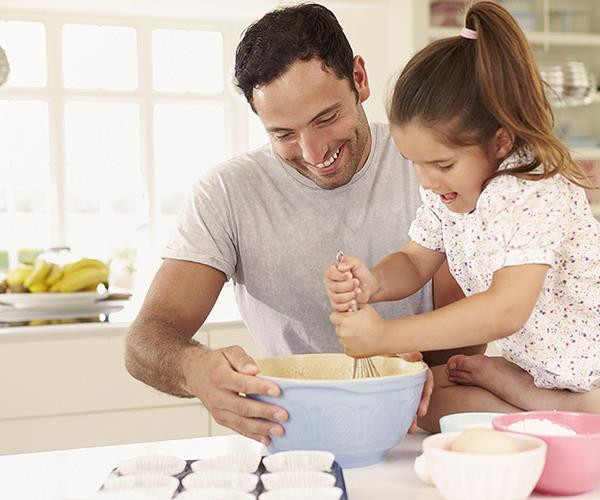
left=0, top=320, right=258, bottom=454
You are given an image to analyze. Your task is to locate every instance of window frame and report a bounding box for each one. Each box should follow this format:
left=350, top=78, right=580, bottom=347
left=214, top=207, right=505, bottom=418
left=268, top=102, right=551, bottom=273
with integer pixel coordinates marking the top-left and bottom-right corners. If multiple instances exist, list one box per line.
left=0, top=10, right=253, bottom=251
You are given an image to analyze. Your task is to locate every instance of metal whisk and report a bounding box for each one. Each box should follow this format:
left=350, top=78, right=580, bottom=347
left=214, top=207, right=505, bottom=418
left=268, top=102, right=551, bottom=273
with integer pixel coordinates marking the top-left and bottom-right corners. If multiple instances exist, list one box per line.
left=335, top=251, right=381, bottom=379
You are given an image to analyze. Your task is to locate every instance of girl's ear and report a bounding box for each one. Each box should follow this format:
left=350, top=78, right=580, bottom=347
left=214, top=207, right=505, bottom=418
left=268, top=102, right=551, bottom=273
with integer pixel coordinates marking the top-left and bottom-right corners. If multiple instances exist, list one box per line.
left=493, top=127, right=515, bottom=159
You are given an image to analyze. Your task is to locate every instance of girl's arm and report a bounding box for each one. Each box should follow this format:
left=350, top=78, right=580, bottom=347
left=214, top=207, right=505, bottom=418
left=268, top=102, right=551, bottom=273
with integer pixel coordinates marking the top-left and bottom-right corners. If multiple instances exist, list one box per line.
left=370, top=241, right=446, bottom=303
left=331, top=263, right=550, bottom=358
left=325, top=242, right=444, bottom=311
left=380, top=263, right=550, bottom=354
left=423, top=259, right=487, bottom=366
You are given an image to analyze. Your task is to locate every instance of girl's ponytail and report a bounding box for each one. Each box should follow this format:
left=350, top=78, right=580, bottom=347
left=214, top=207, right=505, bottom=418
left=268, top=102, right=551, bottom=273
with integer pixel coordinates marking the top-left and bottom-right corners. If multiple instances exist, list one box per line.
left=388, top=0, right=591, bottom=187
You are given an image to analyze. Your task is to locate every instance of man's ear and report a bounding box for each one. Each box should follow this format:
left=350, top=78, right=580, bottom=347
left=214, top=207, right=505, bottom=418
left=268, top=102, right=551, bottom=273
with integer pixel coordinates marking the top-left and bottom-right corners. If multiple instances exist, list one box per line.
left=493, top=127, right=515, bottom=159
left=353, top=55, right=370, bottom=103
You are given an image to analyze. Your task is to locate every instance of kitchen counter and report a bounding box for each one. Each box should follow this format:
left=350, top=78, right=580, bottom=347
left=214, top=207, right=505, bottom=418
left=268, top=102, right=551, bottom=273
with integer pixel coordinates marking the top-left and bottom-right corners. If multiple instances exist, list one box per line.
left=1, top=432, right=597, bottom=499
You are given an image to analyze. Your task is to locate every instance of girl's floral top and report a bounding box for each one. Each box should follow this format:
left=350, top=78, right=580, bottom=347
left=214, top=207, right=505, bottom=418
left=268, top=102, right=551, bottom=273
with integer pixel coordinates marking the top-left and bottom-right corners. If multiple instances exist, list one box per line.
left=409, top=148, right=600, bottom=391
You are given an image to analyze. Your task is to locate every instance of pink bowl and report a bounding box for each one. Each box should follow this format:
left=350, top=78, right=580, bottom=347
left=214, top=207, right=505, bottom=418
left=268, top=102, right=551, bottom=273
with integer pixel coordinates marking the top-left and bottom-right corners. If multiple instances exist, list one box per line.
left=493, top=411, right=600, bottom=495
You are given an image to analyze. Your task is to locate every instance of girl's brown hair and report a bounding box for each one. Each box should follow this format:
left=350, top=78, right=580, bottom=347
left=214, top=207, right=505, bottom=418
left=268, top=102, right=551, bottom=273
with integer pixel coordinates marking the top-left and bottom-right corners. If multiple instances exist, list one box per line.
left=388, top=0, right=590, bottom=187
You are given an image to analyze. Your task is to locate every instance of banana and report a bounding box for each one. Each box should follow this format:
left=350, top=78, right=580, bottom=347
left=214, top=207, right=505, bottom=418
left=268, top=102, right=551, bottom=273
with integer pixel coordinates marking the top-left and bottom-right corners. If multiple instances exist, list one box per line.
left=28, top=320, right=49, bottom=326
left=49, top=280, right=62, bottom=292
left=58, top=267, right=109, bottom=293
left=23, top=258, right=53, bottom=289
left=29, top=282, right=49, bottom=293
left=63, top=258, right=108, bottom=276
left=6, top=265, right=33, bottom=288
left=45, top=264, right=63, bottom=286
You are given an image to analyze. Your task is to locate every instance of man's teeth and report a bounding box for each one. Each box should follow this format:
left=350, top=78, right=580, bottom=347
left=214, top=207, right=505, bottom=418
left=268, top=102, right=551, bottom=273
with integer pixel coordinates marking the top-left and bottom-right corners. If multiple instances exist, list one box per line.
left=315, top=147, right=340, bottom=169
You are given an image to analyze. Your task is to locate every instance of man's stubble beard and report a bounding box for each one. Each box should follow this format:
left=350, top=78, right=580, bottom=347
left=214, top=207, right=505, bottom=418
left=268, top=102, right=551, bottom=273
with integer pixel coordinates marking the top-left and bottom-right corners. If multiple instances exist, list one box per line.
left=286, top=104, right=370, bottom=190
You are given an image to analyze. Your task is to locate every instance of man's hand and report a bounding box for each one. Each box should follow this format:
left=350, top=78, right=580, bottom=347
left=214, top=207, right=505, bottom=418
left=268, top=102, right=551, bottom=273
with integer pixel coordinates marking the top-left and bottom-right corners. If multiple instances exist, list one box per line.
left=396, top=351, right=434, bottom=433
left=185, top=345, right=289, bottom=446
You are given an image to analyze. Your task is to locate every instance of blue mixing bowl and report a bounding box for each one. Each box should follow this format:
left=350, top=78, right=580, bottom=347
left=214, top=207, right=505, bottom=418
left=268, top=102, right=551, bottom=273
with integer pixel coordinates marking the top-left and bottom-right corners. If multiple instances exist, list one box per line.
left=253, top=353, right=427, bottom=468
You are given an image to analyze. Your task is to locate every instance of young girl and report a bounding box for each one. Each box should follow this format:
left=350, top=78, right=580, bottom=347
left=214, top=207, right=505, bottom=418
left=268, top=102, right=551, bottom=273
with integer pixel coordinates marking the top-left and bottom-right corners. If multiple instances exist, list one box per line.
left=324, top=0, right=600, bottom=415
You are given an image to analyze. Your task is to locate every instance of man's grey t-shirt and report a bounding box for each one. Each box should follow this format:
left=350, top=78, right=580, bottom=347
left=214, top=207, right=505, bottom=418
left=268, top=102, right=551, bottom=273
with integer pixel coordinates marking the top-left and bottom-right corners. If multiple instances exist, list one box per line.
left=163, top=123, right=432, bottom=355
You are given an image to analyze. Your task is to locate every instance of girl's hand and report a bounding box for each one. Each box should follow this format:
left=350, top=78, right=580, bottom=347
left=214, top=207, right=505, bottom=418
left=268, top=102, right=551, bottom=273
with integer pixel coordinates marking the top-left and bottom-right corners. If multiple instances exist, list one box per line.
left=323, top=254, right=378, bottom=312
left=329, top=304, right=387, bottom=357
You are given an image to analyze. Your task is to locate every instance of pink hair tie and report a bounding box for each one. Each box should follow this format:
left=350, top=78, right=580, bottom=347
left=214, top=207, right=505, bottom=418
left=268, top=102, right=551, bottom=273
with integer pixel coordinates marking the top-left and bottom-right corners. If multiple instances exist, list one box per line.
left=460, top=27, right=478, bottom=40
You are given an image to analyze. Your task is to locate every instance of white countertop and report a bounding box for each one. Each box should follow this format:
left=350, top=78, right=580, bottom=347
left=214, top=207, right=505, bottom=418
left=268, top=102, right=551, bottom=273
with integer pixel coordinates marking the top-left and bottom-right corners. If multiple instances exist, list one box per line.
left=0, top=432, right=597, bottom=499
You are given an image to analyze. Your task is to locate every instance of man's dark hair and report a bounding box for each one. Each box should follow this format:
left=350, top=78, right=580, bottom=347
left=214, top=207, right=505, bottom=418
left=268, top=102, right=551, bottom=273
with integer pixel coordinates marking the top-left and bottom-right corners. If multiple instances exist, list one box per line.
left=234, top=3, right=356, bottom=112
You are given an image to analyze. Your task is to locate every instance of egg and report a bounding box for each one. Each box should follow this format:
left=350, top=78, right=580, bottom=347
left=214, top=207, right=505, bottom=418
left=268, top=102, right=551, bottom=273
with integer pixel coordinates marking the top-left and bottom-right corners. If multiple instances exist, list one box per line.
left=451, top=428, right=520, bottom=454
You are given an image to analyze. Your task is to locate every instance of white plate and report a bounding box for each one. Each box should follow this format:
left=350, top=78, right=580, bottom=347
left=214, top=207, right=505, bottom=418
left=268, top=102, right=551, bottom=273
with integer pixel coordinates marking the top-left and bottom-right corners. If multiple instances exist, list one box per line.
left=0, top=291, right=108, bottom=309
left=0, top=302, right=125, bottom=322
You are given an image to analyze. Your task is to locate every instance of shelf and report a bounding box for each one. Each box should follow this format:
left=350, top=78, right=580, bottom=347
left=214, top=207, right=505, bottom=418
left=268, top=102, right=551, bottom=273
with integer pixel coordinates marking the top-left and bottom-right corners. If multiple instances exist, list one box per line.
left=428, top=27, right=600, bottom=47
left=551, top=93, right=600, bottom=109
left=528, top=31, right=600, bottom=47
left=572, top=148, right=600, bottom=160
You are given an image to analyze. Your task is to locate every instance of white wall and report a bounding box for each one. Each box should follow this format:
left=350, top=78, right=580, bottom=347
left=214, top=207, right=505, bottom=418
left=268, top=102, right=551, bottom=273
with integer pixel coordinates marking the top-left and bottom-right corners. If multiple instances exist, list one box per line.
left=0, top=0, right=419, bottom=123
left=319, top=0, right=421, bottom=123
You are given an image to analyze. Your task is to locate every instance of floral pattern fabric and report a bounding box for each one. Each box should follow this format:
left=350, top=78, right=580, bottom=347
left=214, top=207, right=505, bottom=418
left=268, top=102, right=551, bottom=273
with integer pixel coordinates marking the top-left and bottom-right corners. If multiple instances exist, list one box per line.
left=409, top=149, right=600, bottom=391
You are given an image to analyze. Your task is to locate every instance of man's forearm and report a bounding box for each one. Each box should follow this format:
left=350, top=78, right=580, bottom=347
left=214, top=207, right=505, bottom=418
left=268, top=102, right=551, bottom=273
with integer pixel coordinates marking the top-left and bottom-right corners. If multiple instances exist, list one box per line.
left=125, top=315, right=208, bottom=398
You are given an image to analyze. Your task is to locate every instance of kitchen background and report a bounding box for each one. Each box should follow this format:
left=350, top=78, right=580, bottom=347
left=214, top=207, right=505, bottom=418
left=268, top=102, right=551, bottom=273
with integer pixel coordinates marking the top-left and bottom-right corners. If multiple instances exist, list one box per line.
left=0, top=0, right=598, bottom=456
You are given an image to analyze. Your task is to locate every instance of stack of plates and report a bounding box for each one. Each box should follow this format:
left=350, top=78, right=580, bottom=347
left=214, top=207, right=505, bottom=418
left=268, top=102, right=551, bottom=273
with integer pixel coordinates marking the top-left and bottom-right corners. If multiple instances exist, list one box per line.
left=0, top=291, right=130, bottom=323
left=540, top=61, right=597, bottom=107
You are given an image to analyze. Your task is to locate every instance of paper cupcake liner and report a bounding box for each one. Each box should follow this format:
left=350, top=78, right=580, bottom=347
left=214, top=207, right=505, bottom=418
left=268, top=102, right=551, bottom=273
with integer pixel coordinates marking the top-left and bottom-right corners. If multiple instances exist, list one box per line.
left=182, top=471, right=259, bottom=492
left=93, top=492, right=172, bottom=500
left=191, top=451, right=262, bottom=473
left=117, top=454, right=186, bottom=476
left=102, top=473, right=179, bottom=494
left=261, top=470, right=336, bottom=490
left=262, top=451, right=335, bottom=472
left=176, top=488, right=256, bottom=500
left=258, top=486, right=343, bottom=500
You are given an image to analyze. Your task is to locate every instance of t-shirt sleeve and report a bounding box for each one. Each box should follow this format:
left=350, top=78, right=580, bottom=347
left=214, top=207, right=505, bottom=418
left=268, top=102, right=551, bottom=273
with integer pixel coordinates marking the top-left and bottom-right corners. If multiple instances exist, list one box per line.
left=162, top=172, right=237, bottom=280
left=478, top=176, right=569, bottom=273
left=408, top=187, right=445, bottom=252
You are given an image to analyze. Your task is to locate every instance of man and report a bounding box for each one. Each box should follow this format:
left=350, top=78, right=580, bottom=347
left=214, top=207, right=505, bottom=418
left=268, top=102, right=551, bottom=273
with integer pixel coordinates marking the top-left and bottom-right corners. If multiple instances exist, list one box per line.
left=126, top=3, right=474, bottom=445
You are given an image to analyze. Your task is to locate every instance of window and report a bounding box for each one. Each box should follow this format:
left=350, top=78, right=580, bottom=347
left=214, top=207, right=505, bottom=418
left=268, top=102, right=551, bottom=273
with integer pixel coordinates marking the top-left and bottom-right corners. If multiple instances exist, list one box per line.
left=64, top=101, right=143, bottom=252
left=0, top=20, right=46, bottom=87
left=0, top=11, right=268, bottom=321
left=0, top=100, right=50, bottom=248
left=248, top=108, right=269, bottom=150
left=152, top=29, right=223, bottom=93
left=62, top=24, right=138, bottom=90
left=154, top=102, right=227, bottom=244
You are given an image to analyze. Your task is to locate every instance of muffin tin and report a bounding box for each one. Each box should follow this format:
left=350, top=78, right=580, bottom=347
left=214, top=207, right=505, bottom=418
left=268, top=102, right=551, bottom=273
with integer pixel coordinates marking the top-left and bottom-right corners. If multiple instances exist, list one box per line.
left=100, top=451, right=348, bottom=499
